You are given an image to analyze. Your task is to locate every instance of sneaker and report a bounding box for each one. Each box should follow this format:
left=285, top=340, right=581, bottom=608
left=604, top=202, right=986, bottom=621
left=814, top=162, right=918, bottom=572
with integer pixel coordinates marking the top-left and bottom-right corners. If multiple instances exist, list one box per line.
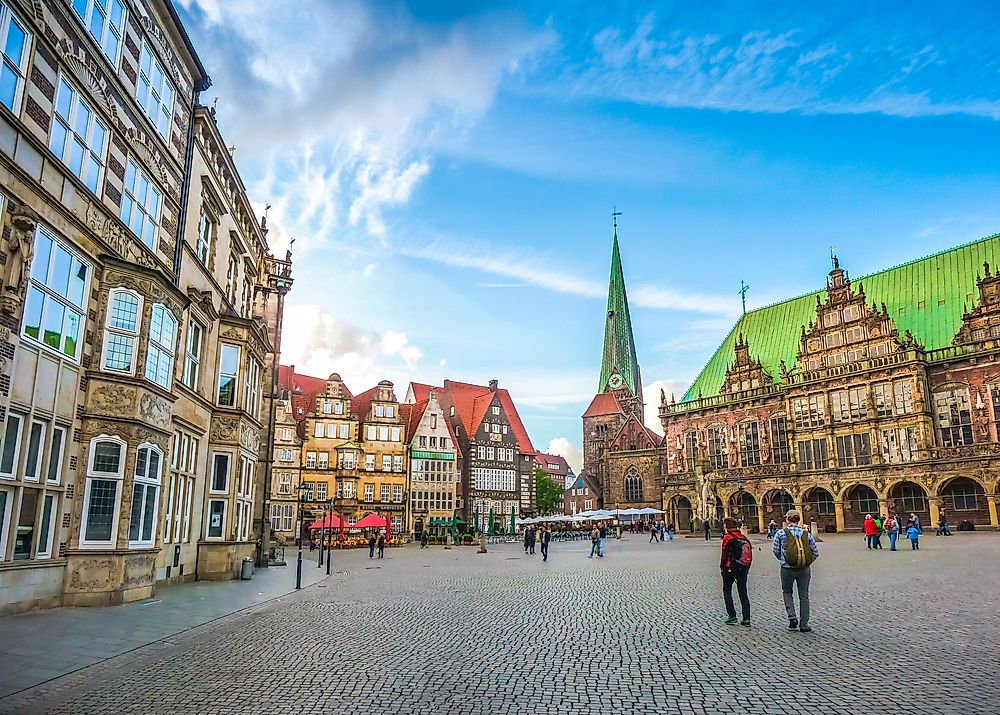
left=725, top=616, right=738, bottom=625
left=799, top=626, right=812, bottom=633
left=788, top=618, right=799, bottom=630
left=741, top=620, right=751, bottom=627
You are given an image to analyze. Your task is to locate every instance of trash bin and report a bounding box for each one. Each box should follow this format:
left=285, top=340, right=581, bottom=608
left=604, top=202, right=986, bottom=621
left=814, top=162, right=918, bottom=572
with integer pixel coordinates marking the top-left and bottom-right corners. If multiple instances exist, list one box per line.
left=240, top=557, right=254, bottom=580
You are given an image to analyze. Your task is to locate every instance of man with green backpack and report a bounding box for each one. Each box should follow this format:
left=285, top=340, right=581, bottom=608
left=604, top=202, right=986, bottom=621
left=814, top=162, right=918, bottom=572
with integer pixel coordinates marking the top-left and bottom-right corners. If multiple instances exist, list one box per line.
left=772, top=509, right=820, bottom=633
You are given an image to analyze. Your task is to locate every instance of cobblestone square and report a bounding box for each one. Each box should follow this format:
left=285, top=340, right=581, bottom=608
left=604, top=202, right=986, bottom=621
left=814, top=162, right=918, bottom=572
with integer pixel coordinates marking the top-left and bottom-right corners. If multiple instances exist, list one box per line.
left=2, top=533, right=997, bottom=715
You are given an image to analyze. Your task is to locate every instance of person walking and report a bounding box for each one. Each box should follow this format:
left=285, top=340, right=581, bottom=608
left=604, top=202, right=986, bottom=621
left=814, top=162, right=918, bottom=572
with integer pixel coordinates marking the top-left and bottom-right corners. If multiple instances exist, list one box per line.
left=704, top=519, right=712, bottom=541
left=368, top=532, right=377, bottom=559
left=523, top=525, right=532, bottom=554
left=721, top=517, right=753, bottom=627
left=666, top=522, right=675, bottom=541
left=863, top=514, right=878, bottom=549
left=649, top=522, right=659, bottom=543
left=767, top=519, right=777, bottom=539
left=589, top=524, right=600, bottom=558
left=773, top=509, right=820, bottom=633
left=873, top=515, right=884, bottom=549
left=885, top=513, right=900, bottom=551
left=420, top=530, right=428, bottom=549
left=936, top=512, right=952, bottom=536
left=376, top=530, right=386, bottom=559
left=598, top=521, right=607, bottom=557
left=908, top=512, right=922, bottom=533
left=907, top=522, right=921, bottom=550
left=528, top=525, right=537, bottom=555
left=540, top=525, right=551, bottom=562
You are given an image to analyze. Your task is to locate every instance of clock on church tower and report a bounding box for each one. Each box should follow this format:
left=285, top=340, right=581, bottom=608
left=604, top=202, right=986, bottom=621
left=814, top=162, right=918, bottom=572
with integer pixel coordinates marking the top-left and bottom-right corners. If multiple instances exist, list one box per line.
left=608, top=373, right=625, bottom=390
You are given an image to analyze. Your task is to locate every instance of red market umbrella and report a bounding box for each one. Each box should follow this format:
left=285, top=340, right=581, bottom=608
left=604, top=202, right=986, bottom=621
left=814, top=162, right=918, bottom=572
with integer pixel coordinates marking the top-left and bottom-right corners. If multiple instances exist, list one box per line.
left=308, top=514, right=344, bottom=530
left=354, top=513, right=387, bottom=529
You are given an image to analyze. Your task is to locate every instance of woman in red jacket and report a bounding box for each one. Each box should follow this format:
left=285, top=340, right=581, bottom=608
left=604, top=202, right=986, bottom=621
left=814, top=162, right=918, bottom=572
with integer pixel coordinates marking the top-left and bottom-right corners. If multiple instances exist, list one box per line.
left=863, top=514, right=878, bottom=549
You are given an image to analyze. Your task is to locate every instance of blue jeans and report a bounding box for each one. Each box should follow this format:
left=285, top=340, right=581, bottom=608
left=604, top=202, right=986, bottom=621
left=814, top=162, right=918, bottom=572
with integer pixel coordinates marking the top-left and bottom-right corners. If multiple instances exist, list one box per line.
left=597, top=538, right=605, bottom=556
left=889, top=531, right=898, bottom=550
left=667, top=531, right=673, bottom=541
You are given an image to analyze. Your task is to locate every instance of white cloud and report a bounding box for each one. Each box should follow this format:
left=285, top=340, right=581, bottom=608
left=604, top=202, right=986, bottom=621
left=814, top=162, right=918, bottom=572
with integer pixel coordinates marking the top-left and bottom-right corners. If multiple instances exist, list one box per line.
left=545, top=437, right=582, bottom=476
left=177, top=0, right=558, bottom=252
left=281, top=304, right=424, bottom=389
left=642, top=379, right=691, bottom=433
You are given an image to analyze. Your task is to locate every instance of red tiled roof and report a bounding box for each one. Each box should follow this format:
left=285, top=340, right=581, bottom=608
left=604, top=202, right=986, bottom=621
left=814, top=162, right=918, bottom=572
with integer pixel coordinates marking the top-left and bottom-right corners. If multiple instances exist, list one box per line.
left=535, top=452, right=570, bottom=476
left=279, top=364, right=335, bottom=420
left=408, top=382, right=434, bottom=403
left=582, top=391, right=623, bottom=418
left=350, top=386, right=378, bottom=424
left=399, top=400, right=428, bottom=442
left=441, top=379, right=535, bottom=454
left=643, top=426, right=665, bottom=446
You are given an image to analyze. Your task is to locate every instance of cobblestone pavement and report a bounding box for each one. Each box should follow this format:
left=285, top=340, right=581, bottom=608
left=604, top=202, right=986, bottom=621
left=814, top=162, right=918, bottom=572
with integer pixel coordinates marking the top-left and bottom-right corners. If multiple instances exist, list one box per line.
left=2, top=533, right=997, bottom=715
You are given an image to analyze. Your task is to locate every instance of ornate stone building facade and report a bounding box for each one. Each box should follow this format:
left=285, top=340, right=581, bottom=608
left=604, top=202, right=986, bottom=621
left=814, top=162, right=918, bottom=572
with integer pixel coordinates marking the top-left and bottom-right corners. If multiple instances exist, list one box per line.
left=401, top=388, right=459, bottom=536
left=590, top=234, right=1000, bottom=534
left=0, top=1, right=291, bottom=614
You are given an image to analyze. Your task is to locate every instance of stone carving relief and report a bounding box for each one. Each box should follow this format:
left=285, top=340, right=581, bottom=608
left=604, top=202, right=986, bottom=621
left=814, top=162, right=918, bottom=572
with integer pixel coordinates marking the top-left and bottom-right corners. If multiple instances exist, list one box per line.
left=239, top=422, right=261, bottom=453
left=68, top=558, right=116, bottom=590
left=211, top=414, right=239, bottom=443
left=86, top=199, right=132, bottom=260
left=139, top=392, right=171, bottom=429
left=57, top=40, right=112, bottom=115
left=2, top=205, right=38, bottom=314
left=220, top=327, right=243, bottom=341
left=123, top=555, right=156, bottom=587
left=91, top=384, right=138, bottom=414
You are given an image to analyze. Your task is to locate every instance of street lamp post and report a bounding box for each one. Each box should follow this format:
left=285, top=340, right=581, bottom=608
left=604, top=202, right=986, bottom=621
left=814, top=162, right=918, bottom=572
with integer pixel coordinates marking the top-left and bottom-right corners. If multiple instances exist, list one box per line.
left=318, top=500, right=327, bottom=568
left=295, top=483, right=308, bottom=590
left=325, top=498, right=333, bottom=575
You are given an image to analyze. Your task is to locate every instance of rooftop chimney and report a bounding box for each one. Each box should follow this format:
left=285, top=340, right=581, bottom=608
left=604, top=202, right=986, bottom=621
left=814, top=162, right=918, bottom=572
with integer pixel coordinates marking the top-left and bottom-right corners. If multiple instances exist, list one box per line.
left=488, top=379, right=498, bottom=392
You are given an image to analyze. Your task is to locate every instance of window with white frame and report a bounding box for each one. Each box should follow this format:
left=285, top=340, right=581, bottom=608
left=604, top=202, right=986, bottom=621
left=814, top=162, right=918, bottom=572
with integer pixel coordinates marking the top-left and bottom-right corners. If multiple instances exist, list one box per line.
left=128, top=443, right=161, bottom=547
left=102, top=289, right=140, bottom=373
left=46, top=426, right=65, bottom=484
left=217, top=344, right=240, bottom=406
left=393, top=484, right=402, bottom=502
left=365, top=454, right=374, bottom=471
left=378, top=426, right=389, bottom=441
left=380, top=484, right=390, bottom=502
left=364, top=483, right=374, bottom=502
left=0, top=413, right=22, bottom=477
left=211, top=453, right=229, bottom=492
left=277, top=472, right=291, bottom=495
left=182, top=319, right=202, bottom=390
left=144, top=304, right=175, bottom=389
left=334, top=401, right=344, bottom=415
left=318, top=452, right=328, bottom=469
left=22, top=420, right=45, bottom=481
left=393, top=455, right=403, bottom=472
left=49, top=77, right=107, bottom=193
left=305, top=451, right=316, bottom=468
left=71, top=0, right=125, bottom=62
left=206, top=499, right=225, bottom=538
left=0, top=2, right=29, bottom=111
left=23, top=227, right=90, bottom=361
left=245, top=359, right=261, bottom=418
left=315, top=481, right=327, bottom=501
left=136, top=41, right=174, bottom=138
left=196, top=205, right=215, bottom=265
left=381, top=455, right=391, bottom=471
left=226, top=253, right=238, bottom=307
left=279, top=448, right=292, bottom=462
left=120, top=159, right=161, bottom=249
left=390, top=427, right=400, bottom=442
left=339, top=423, right=349, bottom=439
left=35, top=492, right=57, bottom=559
left=81, top=436, right=125, bottom=547
left=0, top=486, right=11, bottom=560
left=165, top=431, right=196, bottom=544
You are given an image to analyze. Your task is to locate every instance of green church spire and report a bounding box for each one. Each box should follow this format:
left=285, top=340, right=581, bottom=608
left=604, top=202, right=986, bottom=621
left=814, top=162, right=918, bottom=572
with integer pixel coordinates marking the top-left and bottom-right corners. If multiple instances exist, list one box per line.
left=598, top=220, right=642, bottom=399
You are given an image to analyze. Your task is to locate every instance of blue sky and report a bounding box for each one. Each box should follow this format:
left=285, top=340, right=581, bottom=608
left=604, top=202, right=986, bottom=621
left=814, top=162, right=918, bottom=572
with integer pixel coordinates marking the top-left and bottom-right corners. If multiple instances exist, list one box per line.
left=177, top=0, right=1000, bottom=470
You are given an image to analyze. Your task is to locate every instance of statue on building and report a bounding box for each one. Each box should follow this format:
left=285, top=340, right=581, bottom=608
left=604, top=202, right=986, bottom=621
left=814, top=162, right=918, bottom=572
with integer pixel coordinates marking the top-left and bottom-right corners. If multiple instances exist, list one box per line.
left=2, top=206, right=38, bottom=313
left=696, top=471, right=717, bottom=522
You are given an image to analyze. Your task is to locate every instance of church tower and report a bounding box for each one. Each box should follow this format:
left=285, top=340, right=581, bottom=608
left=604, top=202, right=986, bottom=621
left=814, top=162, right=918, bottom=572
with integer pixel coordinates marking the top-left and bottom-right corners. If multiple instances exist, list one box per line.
left=598, top=222, right=644, bottom=422
left=581, top=219, right=644, bottom=499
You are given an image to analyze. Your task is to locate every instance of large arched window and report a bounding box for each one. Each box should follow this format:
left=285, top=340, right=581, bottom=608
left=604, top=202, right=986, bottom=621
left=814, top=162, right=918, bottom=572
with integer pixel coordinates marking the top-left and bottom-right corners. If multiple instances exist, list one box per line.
left=623, top=467, right=643, bottom=502
left=129, top=443, right=162, bottom=547
left=684, top=431, right=697, bottom=472
left=145, top=304, right=176, bottom=389
left=102, top=289, right=141, bottom=373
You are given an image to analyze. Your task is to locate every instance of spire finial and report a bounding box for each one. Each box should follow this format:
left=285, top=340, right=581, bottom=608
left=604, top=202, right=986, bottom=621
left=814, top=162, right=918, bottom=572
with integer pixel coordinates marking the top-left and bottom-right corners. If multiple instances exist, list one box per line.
left=612, top=205, right=622, bottom=233
left=739, top=280, right=750, bottom=315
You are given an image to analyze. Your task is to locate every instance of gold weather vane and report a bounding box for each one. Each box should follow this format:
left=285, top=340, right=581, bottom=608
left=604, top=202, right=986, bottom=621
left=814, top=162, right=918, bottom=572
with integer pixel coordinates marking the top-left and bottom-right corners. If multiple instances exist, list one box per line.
left=739, top=280, right=750, bottom=315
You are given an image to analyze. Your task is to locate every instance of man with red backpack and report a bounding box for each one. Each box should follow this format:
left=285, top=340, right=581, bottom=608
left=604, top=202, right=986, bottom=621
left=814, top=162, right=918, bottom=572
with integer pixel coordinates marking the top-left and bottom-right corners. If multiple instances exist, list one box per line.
left=721, top=517, right=753, bottom=627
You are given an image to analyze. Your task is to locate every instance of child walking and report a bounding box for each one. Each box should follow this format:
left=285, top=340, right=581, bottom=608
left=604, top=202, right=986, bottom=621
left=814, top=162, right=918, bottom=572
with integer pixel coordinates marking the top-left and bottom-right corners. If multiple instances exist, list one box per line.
left=907, top=524, right=921, bottom=550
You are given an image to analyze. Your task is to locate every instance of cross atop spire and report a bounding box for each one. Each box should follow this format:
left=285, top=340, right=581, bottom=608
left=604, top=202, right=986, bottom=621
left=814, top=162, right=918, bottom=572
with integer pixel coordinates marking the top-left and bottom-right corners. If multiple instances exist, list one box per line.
left=612, top=206, right=622, bottom=231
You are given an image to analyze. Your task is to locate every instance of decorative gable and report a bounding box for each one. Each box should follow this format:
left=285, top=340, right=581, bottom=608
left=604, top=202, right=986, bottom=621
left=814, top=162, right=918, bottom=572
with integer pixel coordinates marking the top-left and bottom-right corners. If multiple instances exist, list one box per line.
left=954, top=261, right=1000, bottom=345
left=797, top=258, right=916, bottom=374
left=720, top=333, right=771, bottom=394
left=611, top=413, right=658, bottom=452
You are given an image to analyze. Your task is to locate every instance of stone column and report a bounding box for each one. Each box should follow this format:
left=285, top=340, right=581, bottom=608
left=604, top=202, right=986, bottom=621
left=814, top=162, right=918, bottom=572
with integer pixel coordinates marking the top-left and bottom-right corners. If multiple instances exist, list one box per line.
left=756, top=507, right=766, bottom=535
left=987, top=495, right=998, bottom=529
left=834, top=502, right=846, bottom=532
left=929, top=499, right=940, bottom=530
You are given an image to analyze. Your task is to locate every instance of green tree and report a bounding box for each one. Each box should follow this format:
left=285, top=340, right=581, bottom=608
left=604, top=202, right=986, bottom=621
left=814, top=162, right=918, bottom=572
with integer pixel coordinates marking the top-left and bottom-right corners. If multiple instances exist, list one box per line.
left=534, top=466, right=564, bottom=515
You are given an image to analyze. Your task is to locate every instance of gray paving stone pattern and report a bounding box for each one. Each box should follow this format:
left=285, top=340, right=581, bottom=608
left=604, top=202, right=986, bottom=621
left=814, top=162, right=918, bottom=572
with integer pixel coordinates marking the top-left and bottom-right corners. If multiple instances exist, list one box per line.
left=0, top=533, right=996, bottom=714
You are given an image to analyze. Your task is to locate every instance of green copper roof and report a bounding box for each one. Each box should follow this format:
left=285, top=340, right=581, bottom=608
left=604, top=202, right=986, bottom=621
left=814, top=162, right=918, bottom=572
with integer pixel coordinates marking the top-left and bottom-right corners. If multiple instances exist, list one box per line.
left=599, top=228, right=642, bottom=397
left=683, top=233, right=1000, bottom=402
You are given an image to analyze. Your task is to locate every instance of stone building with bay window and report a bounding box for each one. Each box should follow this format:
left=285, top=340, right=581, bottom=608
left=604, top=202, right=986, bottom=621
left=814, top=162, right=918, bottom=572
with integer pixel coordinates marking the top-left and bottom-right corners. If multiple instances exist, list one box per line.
left=401, top=387, right=460, bottom=537
left=0, top=1, right=292, bottom=614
